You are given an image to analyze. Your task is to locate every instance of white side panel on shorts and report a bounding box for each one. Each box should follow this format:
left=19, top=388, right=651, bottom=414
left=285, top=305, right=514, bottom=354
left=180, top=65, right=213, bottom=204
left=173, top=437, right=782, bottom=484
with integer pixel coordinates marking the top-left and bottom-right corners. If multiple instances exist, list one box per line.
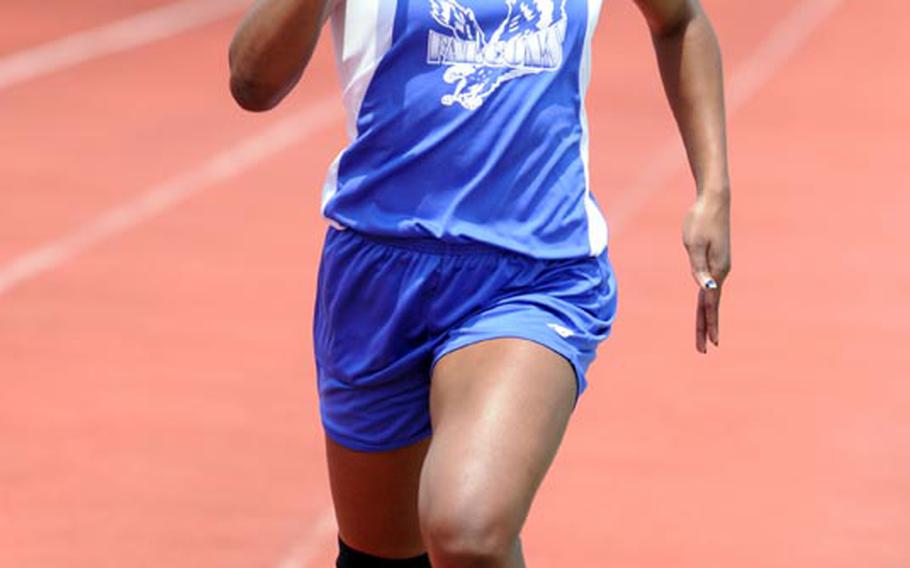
left=579, top=0, right=608, bottom=255
left=321, top=1, right=397, bottom=218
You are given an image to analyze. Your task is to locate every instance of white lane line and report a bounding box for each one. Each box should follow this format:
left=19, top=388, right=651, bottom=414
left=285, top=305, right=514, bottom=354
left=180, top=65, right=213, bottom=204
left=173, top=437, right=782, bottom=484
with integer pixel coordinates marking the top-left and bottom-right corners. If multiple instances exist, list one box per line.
left=607, top=0, right=848, bottom=235
left=274, top=509, right=337, bottom=568
left=0, top=0, right=248, bottom=91
left=0, top=98, right=341, bottom=297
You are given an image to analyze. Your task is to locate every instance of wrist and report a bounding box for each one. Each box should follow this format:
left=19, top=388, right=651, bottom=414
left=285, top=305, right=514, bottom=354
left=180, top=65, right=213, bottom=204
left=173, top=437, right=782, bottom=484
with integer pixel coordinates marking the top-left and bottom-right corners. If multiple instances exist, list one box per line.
left=696, top=177, right=730, bottom=202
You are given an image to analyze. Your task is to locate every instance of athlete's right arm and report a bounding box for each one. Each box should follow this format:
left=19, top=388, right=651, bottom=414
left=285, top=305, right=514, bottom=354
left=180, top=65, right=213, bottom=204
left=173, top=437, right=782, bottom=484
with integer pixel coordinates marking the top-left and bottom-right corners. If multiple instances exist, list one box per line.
left=228, top=0, right=333, bottom=112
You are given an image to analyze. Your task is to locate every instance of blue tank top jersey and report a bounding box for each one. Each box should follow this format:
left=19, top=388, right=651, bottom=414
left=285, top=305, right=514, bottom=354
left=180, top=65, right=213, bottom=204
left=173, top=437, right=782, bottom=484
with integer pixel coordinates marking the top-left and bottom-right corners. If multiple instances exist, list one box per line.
left=323, top=0, right=608, bottom=258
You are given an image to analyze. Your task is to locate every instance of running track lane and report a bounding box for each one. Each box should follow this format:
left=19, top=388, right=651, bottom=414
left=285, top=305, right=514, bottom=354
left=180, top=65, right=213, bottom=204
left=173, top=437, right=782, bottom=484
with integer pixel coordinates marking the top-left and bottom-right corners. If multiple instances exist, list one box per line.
left=0, top=5, right=344, bottom=567
left=524, top=1, right=910, bottom=567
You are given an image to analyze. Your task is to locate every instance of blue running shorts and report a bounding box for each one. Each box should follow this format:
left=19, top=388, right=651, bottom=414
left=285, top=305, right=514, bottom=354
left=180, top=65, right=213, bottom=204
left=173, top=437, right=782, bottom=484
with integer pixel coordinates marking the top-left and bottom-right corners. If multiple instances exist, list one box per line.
left=313, top=228, right=618, bottom=452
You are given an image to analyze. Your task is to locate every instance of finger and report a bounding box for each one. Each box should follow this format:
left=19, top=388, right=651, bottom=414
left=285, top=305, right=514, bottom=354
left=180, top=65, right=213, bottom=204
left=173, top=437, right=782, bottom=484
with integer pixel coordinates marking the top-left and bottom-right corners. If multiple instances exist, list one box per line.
left=703, top=287, right=721, bottom=346
left=708, top=244, right=731, bottom=286
left=696, top=289, right=707, bottom=354
left=687, top=242, right=718, bottom=290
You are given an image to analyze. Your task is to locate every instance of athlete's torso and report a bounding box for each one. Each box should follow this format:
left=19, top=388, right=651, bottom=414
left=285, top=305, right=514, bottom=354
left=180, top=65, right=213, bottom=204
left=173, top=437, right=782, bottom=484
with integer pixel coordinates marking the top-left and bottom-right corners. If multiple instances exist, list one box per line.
left=323, top=0, right=607, bottom=258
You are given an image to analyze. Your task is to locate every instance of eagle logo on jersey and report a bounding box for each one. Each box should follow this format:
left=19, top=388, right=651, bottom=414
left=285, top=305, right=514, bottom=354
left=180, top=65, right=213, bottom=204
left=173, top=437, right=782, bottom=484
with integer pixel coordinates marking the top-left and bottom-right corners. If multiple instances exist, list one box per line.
left=427, top=0, right=568, bottom=110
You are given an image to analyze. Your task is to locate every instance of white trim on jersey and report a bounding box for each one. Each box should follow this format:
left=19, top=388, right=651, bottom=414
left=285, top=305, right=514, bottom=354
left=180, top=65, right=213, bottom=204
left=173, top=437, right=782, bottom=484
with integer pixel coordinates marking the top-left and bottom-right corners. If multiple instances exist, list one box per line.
left=579, top=0, right=608, bottom=255
left=321, top=1, right=398, bottom=217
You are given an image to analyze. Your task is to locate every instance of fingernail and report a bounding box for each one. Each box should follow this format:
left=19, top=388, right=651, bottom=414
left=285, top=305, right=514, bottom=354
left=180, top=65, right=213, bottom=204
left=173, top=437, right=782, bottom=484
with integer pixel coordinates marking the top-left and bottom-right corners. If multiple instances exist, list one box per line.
left=704, top=279, right=718, bottom=290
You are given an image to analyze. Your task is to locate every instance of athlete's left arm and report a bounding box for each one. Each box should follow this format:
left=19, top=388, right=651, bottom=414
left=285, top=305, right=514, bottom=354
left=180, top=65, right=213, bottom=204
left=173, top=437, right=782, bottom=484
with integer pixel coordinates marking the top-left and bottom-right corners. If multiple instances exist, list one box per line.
left=633, top=0, right=731, bottom=354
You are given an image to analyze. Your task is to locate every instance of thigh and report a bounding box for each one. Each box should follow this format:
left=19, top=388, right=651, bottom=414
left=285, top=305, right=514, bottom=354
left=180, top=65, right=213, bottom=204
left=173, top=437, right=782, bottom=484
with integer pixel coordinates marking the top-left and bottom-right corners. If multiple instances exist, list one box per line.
left=419, top=338, right=577, bottom=542
left=315, top=228, right=438, bottom=452
left=326, top=435, right=430, bottom=558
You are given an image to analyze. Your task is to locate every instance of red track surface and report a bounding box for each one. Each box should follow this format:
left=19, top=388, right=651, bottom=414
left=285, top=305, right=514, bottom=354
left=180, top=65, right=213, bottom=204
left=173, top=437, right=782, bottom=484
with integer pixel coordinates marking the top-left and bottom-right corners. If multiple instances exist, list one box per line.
left=1, top=1, right=908, bottom=566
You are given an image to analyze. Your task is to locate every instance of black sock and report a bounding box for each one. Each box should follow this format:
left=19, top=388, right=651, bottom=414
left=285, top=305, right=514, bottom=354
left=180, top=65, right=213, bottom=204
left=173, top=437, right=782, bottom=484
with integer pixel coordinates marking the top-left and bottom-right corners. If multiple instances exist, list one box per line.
left=336, top=537, right=431, bottom=567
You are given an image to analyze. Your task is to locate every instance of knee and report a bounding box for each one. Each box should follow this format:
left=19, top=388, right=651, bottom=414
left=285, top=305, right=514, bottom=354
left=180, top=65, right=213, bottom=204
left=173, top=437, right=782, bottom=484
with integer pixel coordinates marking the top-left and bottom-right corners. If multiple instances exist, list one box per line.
left=421, top=506, right=518, bottom=567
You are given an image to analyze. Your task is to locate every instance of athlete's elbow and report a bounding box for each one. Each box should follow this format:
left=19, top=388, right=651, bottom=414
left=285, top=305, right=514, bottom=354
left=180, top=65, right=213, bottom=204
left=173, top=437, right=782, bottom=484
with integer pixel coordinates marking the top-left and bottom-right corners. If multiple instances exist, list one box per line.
left=228, top=49, right=290, bottom=111
left=647, top=1, right=700, bottom=40
left=229, top=72, right=284, bottom=112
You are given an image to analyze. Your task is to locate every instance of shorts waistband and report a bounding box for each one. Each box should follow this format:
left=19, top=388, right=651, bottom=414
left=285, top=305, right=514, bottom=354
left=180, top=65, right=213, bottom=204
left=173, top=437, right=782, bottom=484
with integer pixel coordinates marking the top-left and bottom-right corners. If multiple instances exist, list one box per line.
left=331, top=227, right=524, bottom=257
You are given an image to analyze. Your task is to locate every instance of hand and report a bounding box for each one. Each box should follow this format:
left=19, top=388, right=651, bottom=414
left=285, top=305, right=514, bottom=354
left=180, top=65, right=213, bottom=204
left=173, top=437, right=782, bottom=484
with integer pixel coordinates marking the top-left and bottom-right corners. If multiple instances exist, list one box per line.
left=682, top=190, right=731, bottom=353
